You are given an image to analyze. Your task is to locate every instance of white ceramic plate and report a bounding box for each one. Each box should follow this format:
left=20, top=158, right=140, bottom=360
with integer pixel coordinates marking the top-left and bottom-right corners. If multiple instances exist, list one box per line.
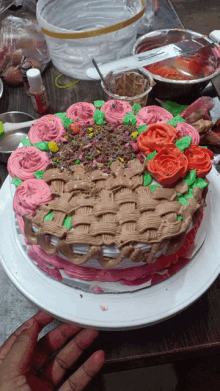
left=0, top=169, right=220, bottom=330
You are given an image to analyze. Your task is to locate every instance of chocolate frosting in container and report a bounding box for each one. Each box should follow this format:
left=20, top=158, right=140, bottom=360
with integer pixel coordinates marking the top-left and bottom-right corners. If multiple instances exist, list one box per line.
left=136, top=106, right=173, bottom=127
left=176, top=122, right=200, bottom=145
left=28, top=115, right=66, bottom=144
left=101, top=100, right=133, bottom=124
left=13, top=179, right=53, bottom=217
left=7, top=146, right=50, bottom=181
left=66, top=102, right=96, bottom=126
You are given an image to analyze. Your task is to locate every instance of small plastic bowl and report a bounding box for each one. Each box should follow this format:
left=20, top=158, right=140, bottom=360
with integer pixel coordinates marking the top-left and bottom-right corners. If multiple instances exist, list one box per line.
left=101, top=68, right=155, bottom=107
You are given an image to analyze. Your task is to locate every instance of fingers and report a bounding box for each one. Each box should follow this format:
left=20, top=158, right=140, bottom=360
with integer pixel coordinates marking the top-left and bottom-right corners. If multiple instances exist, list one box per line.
left=29, top=322, right=82, bottom=374
left=0, top=311, right=53, bottom=365
left=0, top=319, right=39, bottom=379
left=40, top=328, right=99, bottom=389
left=58, top=350, right=105, bottom=391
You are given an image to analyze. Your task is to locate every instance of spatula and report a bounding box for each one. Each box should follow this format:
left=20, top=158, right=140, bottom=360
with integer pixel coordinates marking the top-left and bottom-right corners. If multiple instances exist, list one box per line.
left=86, top=37, right=214, bottom=80
left=0, top=119, right=36, bottom=138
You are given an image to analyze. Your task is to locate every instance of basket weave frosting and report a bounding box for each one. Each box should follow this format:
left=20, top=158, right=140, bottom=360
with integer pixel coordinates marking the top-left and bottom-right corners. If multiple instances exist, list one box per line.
left=24, top=159, right=206, bottom=269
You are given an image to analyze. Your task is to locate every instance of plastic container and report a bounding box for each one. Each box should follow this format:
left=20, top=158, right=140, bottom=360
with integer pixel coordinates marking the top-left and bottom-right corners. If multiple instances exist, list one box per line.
left=37, top=0, right=145, bottom=80
left=101, top=69, right=155, bottom=107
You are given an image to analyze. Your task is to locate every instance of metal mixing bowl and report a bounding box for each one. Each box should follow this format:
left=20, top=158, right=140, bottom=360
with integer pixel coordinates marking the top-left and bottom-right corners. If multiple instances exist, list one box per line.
left=133, top=29, right=220, bottom=100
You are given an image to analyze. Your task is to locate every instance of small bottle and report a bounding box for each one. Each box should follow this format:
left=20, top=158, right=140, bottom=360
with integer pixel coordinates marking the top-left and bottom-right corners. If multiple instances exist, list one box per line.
left=26, top=68, right=49, bottom=114
left=21, top=60, right=33, bottom=95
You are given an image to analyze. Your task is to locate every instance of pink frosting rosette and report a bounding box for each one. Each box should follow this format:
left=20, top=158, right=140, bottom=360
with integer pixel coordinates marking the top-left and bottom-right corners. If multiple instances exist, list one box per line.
left=136, top=105, right=173, bottom=127
left=28, top=115, right=66, bottom=144
left=66, top=102, right=96, bottom=126
left=7, top=146, right=50, bottom=181
left=101, top=100, right=133, bottom=125
left=176, top=122, right=200, bottom=145
left=13, top=179, right=52, bottom=217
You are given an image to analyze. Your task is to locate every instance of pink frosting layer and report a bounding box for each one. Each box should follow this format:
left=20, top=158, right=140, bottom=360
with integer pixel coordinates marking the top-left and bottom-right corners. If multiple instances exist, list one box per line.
left=27, top=245, right=169, bottom=284
left=7, top=146, right=50, bottom=181
left=13, top=179, right=52, bottom=217
left=136, top=106, right=173, bottom=127
left=66, top=102, right=96, bottom=126
left=16, top=215, right=201, bottom=287
left=176, top=122, right=200, bottom=145
left=28, top=115, right=66, bottom=144
left=102, top=100, right=133, bottom=125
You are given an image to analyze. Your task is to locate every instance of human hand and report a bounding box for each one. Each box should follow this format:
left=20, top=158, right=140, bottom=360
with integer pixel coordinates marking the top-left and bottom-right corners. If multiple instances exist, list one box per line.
left=0, top=311, right=105, bottom=391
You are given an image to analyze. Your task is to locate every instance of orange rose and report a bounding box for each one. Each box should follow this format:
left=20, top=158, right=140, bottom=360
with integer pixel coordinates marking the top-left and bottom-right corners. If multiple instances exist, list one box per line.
left=147, top=145, right=188, bottom=186
left=137, top=123, right=179, bottom=156
left=184, top=145, right=214, bottom=177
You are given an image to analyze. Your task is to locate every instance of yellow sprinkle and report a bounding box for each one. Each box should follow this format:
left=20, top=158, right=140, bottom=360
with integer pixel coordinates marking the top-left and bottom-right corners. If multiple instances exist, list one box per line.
left=48, top=118, right=51, bottom=121
left=88, top=127, right=93, bottom=131
left=48, top=142, right=59, bottom=153
left=80, top=143, right=83, bottom=145
left=64, top=135, right=68, bottom=139
left=119, top=158, right=124, bottom=163
left=97, top=150, right=100, bottom=153
left=132, top=131, right=139, bottom=138
left=89, top=133, right=93, bottom=137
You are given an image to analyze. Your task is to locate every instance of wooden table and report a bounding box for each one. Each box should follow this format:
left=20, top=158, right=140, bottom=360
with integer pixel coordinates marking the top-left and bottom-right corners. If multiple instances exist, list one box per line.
left=0, top=0, right=220, bottom=384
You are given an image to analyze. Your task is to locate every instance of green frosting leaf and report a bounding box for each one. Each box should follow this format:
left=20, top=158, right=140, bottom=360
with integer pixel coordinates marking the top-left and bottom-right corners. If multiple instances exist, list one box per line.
left=11, top=178, right=22, bottom=187
left=94, top=109, right=105, bottom=125
left=20, top=138, right=32, bottom=147
left=123, top=111, right=137, bottom=126
left=192, top=178, right=208, bottom=190
left=34, top=142, right=49, bottom=151
left=143, top=173, right=152, bottom=186
left=188, top=187, right=194, bottom=197
left=177, top=216, right=183, bottom=221
left=162, top=101, right=188, bottom=116
left=183, top=193, right=194, bottom=200
left=175, top=136, right=192, bottom=153
left=54, top=112, right=66, bottom=119
left=63, top=117, right=74, bottom=129
left=199, top=145, right=208, bottom=149
left=137, top=124, right=147, bottom=134
left=63, top=216, right=72, bottom=229
left=0, top=126, right=5, bottom=138
left=146, top=150, right=157, bottom=162
left=44, top=211, right=54, bottom=222
left=34, top=170, right=45, bottom=179
left=132, top=103, right=142, bottom=115
left=183, top=169, right=197, bottom=186
left=167, top=114, right=185, bottom=127
left=149, top=184, right=159, bottom=192
left=178, top=197, right=188, bottom=206
left=54, top=112, right=73, bottom=129
left=94, top=100, right=105, bottom=109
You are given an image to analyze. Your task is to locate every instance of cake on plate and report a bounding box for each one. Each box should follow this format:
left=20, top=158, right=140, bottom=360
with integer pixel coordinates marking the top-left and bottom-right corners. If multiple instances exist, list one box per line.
left=7, top=100, right=213, bottom=287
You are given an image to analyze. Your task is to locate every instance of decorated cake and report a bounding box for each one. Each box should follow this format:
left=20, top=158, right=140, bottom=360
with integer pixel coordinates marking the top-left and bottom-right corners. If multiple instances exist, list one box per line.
left=7, top=99, right=214, bottom=288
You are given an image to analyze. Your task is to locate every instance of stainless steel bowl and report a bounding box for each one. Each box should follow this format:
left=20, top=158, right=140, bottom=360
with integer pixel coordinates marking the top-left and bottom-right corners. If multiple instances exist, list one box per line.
left=133, top=29, right=220, bottom=100
left=0, top=111, right=35, bottom=163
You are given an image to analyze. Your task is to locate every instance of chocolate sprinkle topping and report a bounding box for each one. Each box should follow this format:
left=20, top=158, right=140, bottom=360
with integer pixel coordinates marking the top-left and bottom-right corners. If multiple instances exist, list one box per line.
left=46, top=123, right=141, bottom=174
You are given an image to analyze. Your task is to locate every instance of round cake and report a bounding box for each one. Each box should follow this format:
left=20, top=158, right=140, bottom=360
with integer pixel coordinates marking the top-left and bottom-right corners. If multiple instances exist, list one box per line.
left=8, top=100, right=213, bottom=288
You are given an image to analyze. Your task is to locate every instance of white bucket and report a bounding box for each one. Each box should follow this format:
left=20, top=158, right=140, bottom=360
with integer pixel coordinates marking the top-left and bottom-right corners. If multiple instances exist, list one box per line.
left=37, top=0, right=145, bottom=80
